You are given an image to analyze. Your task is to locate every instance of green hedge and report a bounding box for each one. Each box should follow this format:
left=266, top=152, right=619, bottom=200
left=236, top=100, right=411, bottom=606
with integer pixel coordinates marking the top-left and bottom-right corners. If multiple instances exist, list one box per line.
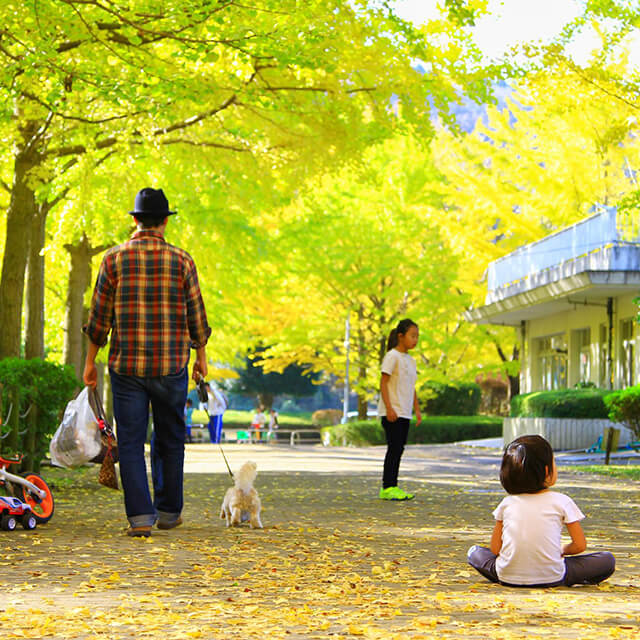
left=321, top=416, right=502, bottom=446
left=0, top=358, right=79, bottom=470
left=421, top=382, right=482, bottom=416
left=604, top=386, right=640, bottom=440
left=510, top=389, right=611, bottom=419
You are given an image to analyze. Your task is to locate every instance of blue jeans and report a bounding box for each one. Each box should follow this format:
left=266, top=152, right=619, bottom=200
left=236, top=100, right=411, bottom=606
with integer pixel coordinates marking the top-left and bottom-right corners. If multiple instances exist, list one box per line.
left=110, top=368, right=188, bottom=528
left=208, top=414, right=223, bottom=443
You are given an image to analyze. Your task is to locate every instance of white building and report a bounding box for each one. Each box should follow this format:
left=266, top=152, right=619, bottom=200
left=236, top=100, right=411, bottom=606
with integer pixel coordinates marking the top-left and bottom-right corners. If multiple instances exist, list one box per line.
left=465, top=208, right=640, bottom=393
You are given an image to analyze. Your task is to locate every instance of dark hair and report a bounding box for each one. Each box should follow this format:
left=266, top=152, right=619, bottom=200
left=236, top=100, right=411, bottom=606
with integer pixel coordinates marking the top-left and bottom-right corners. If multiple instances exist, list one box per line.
left=500, top=435, right=554, bottom=494
left=386, top=318, right=418, bottom=351
left=137, top=216, right=167, bottom=229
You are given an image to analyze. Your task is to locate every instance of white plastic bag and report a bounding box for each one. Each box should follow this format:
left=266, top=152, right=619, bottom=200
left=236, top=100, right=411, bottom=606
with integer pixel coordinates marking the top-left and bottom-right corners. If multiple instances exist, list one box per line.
left=50, top=387, right=103, bottom=467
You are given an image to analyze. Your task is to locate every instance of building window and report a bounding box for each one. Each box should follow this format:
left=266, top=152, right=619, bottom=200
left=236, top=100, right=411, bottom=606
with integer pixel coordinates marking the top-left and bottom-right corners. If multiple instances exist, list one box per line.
left=574, top=328, right=590, bottom=384
left=537, top=334, right=567, bottom=390
left=599, top=324, right=610, bottom=388
left=620, top=318, right=635, bottom=387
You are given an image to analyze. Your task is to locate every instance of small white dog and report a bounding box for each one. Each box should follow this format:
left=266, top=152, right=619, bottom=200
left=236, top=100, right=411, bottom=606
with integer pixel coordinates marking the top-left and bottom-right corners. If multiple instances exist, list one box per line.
left=220, top=460, right=263, bottom=529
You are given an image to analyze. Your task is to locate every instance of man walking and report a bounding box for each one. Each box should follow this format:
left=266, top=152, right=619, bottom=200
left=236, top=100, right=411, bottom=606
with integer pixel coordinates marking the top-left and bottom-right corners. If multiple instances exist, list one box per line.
left=83, top=188, right=211, bottom=537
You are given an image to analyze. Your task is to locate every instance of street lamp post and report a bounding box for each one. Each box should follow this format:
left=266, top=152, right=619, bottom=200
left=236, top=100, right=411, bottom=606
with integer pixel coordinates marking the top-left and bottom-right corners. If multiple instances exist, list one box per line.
left=341, top=313, right=350, bottom=424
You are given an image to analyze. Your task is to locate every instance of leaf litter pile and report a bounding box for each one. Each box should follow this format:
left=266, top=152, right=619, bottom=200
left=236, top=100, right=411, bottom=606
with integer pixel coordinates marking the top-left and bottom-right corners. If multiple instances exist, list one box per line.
left=0, top=463, right=638, bottom=639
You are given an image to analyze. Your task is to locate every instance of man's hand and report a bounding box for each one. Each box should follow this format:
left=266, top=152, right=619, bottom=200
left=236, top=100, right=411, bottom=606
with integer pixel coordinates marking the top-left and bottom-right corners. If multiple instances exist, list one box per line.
left=83, top=342, right=100, bottom=388
left=415, top=407, right=422, bottom=426
left=386, top=407, right=398, bottom=422
left=192, top=347, right=208, bottom=382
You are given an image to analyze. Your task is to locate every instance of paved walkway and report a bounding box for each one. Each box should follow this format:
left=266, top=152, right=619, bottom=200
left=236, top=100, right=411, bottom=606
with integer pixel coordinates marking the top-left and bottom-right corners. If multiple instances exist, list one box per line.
left=0, top=442, right=638, bottom=639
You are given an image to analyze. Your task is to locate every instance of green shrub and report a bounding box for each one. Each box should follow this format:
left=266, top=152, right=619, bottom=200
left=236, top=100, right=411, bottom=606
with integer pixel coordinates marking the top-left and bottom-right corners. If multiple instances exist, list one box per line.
left=311, top=409, right=343, bottom=426
left=421, top=382, right=481, bottom=416
left=321, top=420, right=386, bottom=446
left=604, top=386, right=640, bottom=440
left=322, top=416, right=502, bottom=446
left=510, top=389, right=611, bottom=419
left=0, top=358, right=79, bottom=468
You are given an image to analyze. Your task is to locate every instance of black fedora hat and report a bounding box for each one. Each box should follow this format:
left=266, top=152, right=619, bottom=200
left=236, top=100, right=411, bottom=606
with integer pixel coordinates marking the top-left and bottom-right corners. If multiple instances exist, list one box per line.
left=129, top=188, right=176, bottom=219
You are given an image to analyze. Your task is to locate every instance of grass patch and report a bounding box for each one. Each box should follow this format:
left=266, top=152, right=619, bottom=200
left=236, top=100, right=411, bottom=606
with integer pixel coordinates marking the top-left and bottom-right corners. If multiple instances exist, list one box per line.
left=322, top=415, right=503, bottom=446
left=190, top=409, right=314, bottom=430
left=39, top=464, right=97, bottom=490
left=224, top=410, right=312, bottom=426
left=569, top=465, right=640, bottom=481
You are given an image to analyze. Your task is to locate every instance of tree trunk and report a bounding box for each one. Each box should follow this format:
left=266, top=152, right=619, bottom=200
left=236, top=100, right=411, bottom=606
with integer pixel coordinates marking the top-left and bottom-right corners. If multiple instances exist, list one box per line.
left=64, top=235, right=93, bottom=381
left=356, top=305, right=368, bottom=420
left=257, top=392, right=274, bottom=411
left=23, top=405, right=38, bottom=473
left=0, top=131, right=40, bottom=359
left=24, top=205, right=47, bottom=360
left=508, top=344, right=521, bottom=400
left=357, top=394, right=368, bottom=420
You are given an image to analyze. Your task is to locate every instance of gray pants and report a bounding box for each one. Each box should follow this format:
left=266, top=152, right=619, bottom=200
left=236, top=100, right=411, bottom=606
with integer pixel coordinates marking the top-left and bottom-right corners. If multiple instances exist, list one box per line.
left=468, top=545, right=615, bottom=587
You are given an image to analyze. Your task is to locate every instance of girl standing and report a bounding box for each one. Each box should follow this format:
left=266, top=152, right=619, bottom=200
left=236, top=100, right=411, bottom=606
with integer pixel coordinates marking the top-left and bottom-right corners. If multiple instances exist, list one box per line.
left=378, top=319, right=422, bottom=501
left=468, top=435, right=615, bottom=587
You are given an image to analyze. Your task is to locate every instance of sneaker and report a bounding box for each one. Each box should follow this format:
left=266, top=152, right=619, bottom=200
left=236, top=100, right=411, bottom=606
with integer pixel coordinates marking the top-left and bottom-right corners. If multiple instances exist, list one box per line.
left=126, top=525, right=152, bottom=537
left=157, top=517, right=183, bottom=530
left=379, top=486, right=412, bottom=501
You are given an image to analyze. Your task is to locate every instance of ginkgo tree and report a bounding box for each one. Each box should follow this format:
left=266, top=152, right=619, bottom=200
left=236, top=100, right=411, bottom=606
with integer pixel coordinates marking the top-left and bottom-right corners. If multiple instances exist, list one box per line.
left=244, top=136, right=465, bottom=415
left=426, top=55, right=640, bottom=396
left=2, top=0, right=484, bottom=362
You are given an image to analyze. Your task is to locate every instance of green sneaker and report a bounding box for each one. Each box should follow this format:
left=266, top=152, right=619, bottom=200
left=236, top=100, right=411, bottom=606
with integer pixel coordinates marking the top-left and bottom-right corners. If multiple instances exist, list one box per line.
left=379, top=486, right=412, bottom=501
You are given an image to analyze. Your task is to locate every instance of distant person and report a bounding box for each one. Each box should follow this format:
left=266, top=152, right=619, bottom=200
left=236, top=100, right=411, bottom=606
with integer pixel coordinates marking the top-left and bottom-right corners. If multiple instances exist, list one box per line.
left=251, top=407, right=266, bottom=442
left=82, top=187, right=210, bottom=537
left=377, top=319, right=421, bottom=501
left=467, top=435, right=615, bottom=587
left=206, top=383, right=227, bottom=444
left=184, top=398, right=194, bottom=443
left=267, top=408, right=279, bottom=441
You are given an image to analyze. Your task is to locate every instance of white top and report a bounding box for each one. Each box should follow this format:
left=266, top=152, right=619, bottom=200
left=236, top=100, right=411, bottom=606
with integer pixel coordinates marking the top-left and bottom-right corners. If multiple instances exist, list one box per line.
left=377, top=349, right=417, bottom=419
left=493, top=491, right=585, bottom=585
left=207, top=388, right=227, bottom=416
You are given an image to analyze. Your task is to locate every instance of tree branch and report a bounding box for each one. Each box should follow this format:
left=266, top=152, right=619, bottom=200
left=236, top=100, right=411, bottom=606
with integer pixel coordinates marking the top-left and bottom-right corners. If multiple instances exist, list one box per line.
left=161, top=138, right=251, bottom=152
left=22, top=91, right=145, bottom=124
left=45, top=136, right=118, bottom=159
left=153, top=94, right=238, bottom=136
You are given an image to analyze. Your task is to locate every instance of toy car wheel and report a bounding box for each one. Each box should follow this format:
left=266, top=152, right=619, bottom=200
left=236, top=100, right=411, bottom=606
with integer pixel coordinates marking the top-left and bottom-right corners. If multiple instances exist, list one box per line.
left=15, top=474, right=54, bottom=524
left=21, top=513, right=37, bottom=530
left=1, top=514, right=17, bottom=531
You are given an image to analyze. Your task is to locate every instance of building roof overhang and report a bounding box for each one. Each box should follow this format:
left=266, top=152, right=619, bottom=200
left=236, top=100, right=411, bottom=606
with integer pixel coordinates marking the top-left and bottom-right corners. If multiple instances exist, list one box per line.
left=465, top=270, right=640, bottom=326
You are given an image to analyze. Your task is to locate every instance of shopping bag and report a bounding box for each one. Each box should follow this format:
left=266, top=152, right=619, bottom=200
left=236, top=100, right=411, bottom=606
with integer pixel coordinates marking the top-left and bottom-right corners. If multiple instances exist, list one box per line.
left=50, top=387, right=102, bottom=467
left=87, top=387, right=119, bottom=464
left=98, top=444, right=119, bottom=490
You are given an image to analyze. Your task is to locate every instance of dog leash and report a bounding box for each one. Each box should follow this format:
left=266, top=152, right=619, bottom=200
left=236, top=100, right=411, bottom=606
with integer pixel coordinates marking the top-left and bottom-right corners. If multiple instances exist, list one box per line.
left=195, top=375, right=234, bottom=479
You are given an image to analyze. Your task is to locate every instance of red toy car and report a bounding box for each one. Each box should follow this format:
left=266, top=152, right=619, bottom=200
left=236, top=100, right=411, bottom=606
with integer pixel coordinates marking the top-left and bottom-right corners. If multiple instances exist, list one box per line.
left=0, top=496, right=37, bottom=530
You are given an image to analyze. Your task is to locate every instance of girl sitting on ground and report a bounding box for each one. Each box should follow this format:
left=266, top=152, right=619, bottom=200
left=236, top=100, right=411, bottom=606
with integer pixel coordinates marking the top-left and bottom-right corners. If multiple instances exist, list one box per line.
left=468, top=434, right=615, bottom=587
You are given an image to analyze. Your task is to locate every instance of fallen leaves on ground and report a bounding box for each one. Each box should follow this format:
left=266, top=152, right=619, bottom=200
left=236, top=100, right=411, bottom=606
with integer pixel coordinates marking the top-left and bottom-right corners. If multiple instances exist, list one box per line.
left=0, top=464, right=638, bottom=639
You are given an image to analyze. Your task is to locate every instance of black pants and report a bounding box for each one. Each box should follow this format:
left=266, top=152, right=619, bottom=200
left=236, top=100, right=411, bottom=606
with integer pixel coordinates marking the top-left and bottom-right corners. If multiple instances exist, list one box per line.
left=382, top=417, right=410, bottom=489
left=468, top=545, right=616, bottom=587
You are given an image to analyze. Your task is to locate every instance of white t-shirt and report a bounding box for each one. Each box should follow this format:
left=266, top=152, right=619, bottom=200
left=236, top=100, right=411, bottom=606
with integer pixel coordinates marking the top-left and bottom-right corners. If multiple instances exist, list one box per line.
left=207, top=388, right=227, bottom=416
left=493, top=491, right=585, bottom=585
left=377, top=349, right=417, bottom=419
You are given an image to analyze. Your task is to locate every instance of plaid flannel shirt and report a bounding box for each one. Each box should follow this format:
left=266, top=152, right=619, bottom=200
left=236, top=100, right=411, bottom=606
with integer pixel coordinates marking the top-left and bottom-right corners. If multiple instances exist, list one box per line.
left=83, top=230, right=211, bottom=377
